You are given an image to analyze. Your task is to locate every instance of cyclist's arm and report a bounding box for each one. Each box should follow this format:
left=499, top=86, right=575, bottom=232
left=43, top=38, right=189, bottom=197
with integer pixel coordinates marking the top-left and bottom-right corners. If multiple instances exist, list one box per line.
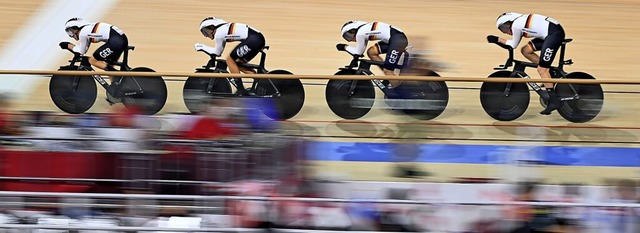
left=505, top=28, right=523, bottom=49
left=72, top=29, right=91, bottom=54
left=211, top=31, right=226, bottom=56
left=346, top=33, right=368, bottom=55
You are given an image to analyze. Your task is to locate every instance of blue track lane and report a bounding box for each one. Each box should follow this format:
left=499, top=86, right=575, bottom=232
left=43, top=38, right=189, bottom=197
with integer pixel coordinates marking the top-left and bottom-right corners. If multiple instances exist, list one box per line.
left=308, top=142, right=640, bottom=167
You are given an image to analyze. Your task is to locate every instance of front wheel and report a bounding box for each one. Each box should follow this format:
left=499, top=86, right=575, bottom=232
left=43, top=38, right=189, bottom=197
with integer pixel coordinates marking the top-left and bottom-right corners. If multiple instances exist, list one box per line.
left=183, top=69, right=232, bottom=113
left=254, top=70, right=305, bottom=120
left=555, top=72, right=604, bottom=123
left=120, top=67, right=167, bottom=115
left=49, top=66, right=97, bottom=114
left=479, top=71, right=530, bottom=121
left=325, top=69, right=375, bottom=120
left=394, top=70, right=449, bottom=120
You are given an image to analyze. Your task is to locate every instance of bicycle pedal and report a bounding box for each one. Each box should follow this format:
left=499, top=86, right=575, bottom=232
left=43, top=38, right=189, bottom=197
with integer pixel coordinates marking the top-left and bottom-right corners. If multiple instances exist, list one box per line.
left=234, top=89, right=255, bottom=97
left=105, top=93, right=122, bottom=105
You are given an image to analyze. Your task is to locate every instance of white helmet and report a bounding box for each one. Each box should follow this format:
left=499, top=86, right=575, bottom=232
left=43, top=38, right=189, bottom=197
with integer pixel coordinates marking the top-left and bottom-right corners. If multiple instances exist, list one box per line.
left=341, top=20, right=367, bottom=41
left=200, top=17, right=228, bottom=37
left=496, top=12, right=523, bottom=33
left=64, top=17, right=90, bottom=37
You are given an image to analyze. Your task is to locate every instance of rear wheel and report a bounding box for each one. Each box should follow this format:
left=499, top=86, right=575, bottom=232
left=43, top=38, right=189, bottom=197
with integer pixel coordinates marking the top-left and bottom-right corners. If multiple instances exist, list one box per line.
left=254, top=70, right=305, bottom=120
left=49, top=66, right=97, bottom=114
left=395, top=70, right=449, bottom=120
left=120, top=67, right=167, bottom=115
left=556, top=72, right=603, bottom=123
left=325, top=69, right=375, bottom=119
left=183, top=69, right=232, bottom=113
left=479, top=71, right=530, bottom=121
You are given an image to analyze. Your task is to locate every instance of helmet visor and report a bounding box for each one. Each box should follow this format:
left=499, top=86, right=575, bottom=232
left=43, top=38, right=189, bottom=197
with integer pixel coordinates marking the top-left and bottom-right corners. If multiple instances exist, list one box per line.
left=65, top=28, right=76, bottom=37
left=342, top=30, right=356, bottom=41
left=201, top=28, right=214, bottom=37
left=498, top=23, right=511, bottom=34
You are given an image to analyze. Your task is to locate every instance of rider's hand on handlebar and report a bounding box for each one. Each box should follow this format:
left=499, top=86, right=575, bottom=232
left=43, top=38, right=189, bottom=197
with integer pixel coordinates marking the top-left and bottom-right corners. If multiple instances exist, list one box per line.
left=336, top=43, right=347, bottom=51
left=59, top=42, right=71, bottom=50
left=194, top=43, right=206, bottom=52
left=486, top=35, right=499, bottom=44
left=194, top=43, right=215, bottom=54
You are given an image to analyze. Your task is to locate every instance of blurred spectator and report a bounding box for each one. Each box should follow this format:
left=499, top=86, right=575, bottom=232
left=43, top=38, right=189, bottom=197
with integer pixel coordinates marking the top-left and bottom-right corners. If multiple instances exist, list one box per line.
left=553, top=183, right=587, bottom=231
left=242, top=98, right=279, bottom=133
left=391, top=142, right=429, bottom=178
left=503, top=181, right=571, bottom=233
left=377, top=188, right=417, bottom=232
left=28, top=111, right=53, bottom=126
left=158, top=98, right=240, bottom=195
left=141, top=206, right=200, bottom=230
left=107, top=105, right=141, bottom=128
left=0, top=93, right=23, bottom=136
left=179, top=98, right=236, bottom=140
left=593, top=179, right=639, bottom=233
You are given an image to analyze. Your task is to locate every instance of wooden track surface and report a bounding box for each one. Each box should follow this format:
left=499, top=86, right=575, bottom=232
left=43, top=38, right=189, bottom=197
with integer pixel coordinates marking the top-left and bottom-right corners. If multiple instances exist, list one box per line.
left=1, top=0, right=639, bottom=184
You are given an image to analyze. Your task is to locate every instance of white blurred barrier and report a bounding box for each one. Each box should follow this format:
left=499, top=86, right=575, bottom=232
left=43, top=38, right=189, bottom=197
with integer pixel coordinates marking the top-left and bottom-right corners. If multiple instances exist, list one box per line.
left=0, top=191, right=638, bottom=232
left=0, top=224, right=260, bottom=232
left=0, top=191, right=638, bottom=207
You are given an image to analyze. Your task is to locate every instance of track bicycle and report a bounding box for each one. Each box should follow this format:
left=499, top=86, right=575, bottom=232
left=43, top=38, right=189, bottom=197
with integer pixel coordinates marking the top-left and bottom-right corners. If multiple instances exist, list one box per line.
left=480, top=39, right=603, bottom=123
left=50, top=46, right=167, bottom=115
left=182, top=46, right=305, bottom=120
left=325, top=50, right=449, bottom=120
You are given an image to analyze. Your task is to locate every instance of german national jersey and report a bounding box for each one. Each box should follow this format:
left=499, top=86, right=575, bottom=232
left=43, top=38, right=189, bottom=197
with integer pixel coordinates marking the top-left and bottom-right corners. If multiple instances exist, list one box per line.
left=72, top=22, right=124, bottom=54
left=346, top=21, right=404, bottom=55
left=506, top=14, right=561, bottom=49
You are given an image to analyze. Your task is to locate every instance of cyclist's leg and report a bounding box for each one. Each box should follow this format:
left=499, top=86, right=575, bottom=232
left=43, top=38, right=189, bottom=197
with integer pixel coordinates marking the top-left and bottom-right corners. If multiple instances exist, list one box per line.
left=522, top=38, right=543, bottom=64
left=92, top=31, right=127, bottom=104
left=228, top=30, right=265, bottom=94
left=91, top=30, right=127, bottom=83
left=367, top=43, right=384, bottom=63
left=384, top=33, right=409, bottom=87
left=367, top=43, right=395, bottom=88
left=91, top=43, right=118, bottom=102
left=537, top=26, right=565, bottom=89
left=539, top=25, right=566, bottom=115
left=225, top=55, right=251, bottom=95
left=367, top=42, right=393, bottom=74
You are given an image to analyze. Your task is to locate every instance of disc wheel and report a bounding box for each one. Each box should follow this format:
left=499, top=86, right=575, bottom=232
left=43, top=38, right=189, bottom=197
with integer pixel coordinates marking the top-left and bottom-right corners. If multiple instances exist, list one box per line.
left=555, top=72, right=604, bottom=123
left=325, top=69, right=375, bottom=120
left=183, top=69, right=232, bottom=113
left=120, top=67, right=168, bottom=115
left=49, top=66, right=97, bottom=114
left=395, top=70, right=449, bottom=120
left=479, top=71, right=530, bottom=121
left=254, top=70, right=305, bottom=120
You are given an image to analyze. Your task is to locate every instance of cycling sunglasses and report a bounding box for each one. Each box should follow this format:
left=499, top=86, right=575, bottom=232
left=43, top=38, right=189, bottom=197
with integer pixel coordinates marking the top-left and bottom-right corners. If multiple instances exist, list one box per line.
left=65, top=28, right=76, bottom=37
left=343, top=30, right=356, bottom=41
left=498, top=23, right=511, bottom=34
left=201, top=28, right=214, bottom=37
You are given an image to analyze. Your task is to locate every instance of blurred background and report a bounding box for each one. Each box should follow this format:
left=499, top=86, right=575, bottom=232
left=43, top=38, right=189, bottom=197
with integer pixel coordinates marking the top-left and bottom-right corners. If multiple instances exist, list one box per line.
left=0, top=0, right=638, bottom=232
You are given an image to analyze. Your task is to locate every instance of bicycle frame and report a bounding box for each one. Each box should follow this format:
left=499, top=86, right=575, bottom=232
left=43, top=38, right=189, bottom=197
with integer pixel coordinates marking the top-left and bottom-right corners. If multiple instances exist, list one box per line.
left=196, top=48, right=281, bottom=98
left=340, top=54, right=393, bottom=97
left=492, top=39, right=579, bottom=102
left=65, top=48, right=144, bottom=97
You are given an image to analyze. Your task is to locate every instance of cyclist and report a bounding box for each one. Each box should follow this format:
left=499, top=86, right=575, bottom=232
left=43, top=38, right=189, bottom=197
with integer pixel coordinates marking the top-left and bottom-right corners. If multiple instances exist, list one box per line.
left=59, top=17, right=129, bottom=104
left=336, top=20, right=409, bottom=91
left=194, top=17, right=265, bottom=96
left=487, top=12, right=566, bottom=115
